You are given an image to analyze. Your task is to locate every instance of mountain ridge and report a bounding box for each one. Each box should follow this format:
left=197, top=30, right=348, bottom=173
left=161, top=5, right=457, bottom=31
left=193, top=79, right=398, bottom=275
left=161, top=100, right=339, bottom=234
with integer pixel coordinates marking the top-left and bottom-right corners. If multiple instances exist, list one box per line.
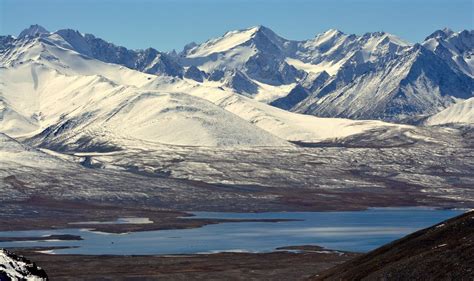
left=1, top=28, right=423, bottom=150
left=0, top=24, right=472, bottom=151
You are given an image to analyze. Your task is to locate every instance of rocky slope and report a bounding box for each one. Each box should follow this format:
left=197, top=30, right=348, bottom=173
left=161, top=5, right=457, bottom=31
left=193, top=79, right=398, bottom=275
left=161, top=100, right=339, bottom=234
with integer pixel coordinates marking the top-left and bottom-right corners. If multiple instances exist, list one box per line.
left=423, top=28, right=473, bottom=77
left=296, top=43, right=473, bottom=121
left=0, top=249, right=48, bottom=280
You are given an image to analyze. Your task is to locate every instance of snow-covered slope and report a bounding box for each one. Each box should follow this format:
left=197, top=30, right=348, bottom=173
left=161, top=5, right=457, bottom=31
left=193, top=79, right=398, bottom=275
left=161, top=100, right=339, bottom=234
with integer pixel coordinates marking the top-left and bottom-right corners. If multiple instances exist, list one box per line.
left=0, top=35, right=291, bottom=148
left=186, top=26, right=264, bottom=58
left=426, top=97, right=474, bottom=125
left=0, top=249, right=48, bottom=280
left=146, top=77, right=414, bottom=143
left=0, top=132, right=76, bottom=171
left=1, top=67, right=288, bottom=149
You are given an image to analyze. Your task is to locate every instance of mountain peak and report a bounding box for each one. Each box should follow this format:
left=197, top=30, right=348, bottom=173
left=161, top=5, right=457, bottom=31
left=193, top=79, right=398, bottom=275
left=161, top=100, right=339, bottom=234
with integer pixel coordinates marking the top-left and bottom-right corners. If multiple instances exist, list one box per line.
left=186, top=26, right=278, bottom=58
left=362, top=31, right=386, bottom=38
left=313, top=28, right=345, bottom=42
left=441, top=27, right=454, bottom=34
left=425, top=28, right=455, bottom=40
left=361, top=31, right=410, bottom=46
left=56, top=28, right=83, bottom=36
left=249, top=25, right=284, bottom=42
left=253, top=25, right=274, bottom=33
left=324, top=28, right=343, bottom=36
left=223, top=25, right=276, bottom=39
left=18, top=24, right=49, bottom=39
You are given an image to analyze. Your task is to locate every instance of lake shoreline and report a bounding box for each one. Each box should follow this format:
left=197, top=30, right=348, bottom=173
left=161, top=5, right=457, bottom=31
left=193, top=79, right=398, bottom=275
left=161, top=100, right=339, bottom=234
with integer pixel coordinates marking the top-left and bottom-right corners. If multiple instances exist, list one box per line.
left=8, top=246, right=360, bottom=280
left=3, top=210, right=471, bottom=280
left=1, top=194, right=465, bottom=234
left=0, top=208, right=463, bottom=256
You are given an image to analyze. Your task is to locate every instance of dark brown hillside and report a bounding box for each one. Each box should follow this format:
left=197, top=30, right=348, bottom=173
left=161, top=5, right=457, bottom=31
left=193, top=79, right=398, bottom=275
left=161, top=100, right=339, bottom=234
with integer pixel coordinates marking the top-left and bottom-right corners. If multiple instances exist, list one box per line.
left=313, top=210, right=474, bottom=281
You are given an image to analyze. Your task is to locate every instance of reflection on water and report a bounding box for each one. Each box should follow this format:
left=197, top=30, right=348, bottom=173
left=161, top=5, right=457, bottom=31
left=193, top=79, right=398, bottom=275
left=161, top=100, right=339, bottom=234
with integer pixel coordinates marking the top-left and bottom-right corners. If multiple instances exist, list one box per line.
left=0, top=208, right=463, bottom=255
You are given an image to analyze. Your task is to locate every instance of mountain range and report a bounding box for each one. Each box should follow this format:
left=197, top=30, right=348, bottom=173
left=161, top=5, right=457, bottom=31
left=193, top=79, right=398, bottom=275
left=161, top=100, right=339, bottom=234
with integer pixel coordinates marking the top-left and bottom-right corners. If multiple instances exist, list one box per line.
left=1, top=24, right=473, bottom=281
left=0, top=24, right=472, bottom=149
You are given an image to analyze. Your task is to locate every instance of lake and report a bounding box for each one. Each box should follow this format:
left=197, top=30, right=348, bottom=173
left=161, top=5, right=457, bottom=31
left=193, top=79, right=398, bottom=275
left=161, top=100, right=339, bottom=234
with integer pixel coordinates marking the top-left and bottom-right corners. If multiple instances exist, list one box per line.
left=0, top=207, right=463, bottom=255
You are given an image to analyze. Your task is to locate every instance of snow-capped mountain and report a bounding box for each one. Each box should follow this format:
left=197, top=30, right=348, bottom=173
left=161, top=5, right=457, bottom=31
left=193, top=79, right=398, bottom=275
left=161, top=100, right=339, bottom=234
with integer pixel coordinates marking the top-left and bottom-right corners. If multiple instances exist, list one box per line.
left=17, top=24, right=49, bottom=39
left=293, top=29, right=410, bottom=74
left=423, top=28, right=473, bottom=77
left=1, top=25, right=421, bottom=151
left=178, top=26, right=473, bottom=122
left=0, top=24, right=472, bottom=151
left=6, top=25, right=471, bottom=123
left=0, top=34, right=288, bottom=149
left=295, top=43, right=474, bottom=121
left=180, top=26, right=304, bottom=98
left=13, top=25, right=184, bottom=77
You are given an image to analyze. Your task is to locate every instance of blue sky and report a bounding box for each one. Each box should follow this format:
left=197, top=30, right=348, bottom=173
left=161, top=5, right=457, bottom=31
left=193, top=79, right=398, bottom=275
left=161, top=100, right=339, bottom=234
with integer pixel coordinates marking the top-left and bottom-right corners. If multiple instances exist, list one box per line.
left=1, top=0, right=473, bottom=51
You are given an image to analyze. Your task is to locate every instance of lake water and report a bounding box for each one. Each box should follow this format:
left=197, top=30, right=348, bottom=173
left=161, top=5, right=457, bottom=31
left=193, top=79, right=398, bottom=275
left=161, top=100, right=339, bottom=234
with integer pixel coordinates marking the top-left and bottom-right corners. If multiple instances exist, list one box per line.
left=0, top=208, right=463, bottom=255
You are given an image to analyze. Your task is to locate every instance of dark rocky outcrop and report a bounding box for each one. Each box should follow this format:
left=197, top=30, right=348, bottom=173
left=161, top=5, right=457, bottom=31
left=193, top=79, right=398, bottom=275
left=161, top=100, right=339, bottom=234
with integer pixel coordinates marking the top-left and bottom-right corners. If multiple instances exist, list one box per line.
left=184, top=66, right=207, bottom=82
left=0, top=249, right=48, bottom=280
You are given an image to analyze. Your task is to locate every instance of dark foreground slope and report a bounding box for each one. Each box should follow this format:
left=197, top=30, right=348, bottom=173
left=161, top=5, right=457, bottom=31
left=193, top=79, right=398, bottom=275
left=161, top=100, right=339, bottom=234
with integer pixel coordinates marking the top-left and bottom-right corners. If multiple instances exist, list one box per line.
left=313, top=210, right=474, bottom=281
